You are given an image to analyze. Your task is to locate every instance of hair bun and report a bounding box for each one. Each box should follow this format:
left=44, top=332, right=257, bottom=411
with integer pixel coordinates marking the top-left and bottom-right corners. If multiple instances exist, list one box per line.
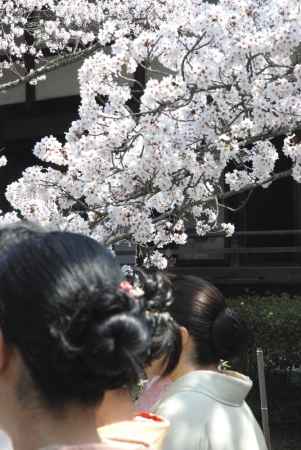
left=50, top=290, right=150, bottom=391
left=211, top=307, right=249, bottom=361
left=83, top=311, right=149, bottom=380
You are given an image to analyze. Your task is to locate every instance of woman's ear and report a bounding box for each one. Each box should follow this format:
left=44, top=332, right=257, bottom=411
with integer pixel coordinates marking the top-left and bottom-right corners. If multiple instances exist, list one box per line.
left=179, top=326, right=190, bottom=349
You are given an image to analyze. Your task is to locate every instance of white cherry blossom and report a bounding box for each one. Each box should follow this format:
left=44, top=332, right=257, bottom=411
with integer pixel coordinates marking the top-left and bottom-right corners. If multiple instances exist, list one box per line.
left=0, top=0, right=301, bottom=267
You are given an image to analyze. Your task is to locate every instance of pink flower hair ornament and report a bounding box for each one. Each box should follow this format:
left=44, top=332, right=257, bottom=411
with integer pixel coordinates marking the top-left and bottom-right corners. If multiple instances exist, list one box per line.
left=119, top=280, right=133, bottom=294
left=119, top=280, right=144, bottom=299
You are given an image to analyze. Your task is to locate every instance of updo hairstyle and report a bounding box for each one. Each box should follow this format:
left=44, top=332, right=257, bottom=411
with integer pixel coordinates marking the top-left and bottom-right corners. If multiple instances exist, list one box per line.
left=0, top=223, right=150, bottom=409
left=134, top=273, right=250, bottom=376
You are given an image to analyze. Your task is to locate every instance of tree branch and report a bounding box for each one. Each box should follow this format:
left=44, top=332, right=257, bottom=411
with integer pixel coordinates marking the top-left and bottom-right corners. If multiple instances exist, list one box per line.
left=219, top=188, right=254, bottom=212
left=218, top=168, right=292, bottom=203
left=105, top=233, right=133, bottom=246
left=0, top=42, right=101, bottom=94
left=180, top=32, right=207, bottom=81
left=153, top=168, right=293, bottom=224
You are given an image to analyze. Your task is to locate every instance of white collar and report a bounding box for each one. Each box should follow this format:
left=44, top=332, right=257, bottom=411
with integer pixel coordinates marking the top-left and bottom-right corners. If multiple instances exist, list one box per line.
left=156, top=370, right=252, bottom=407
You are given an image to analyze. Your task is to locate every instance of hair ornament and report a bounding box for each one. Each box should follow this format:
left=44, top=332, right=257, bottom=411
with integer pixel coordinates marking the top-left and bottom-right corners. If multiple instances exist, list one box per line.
left=119, top=280, right=133, bottom=294
left=119, top=280, right=144, bottom=299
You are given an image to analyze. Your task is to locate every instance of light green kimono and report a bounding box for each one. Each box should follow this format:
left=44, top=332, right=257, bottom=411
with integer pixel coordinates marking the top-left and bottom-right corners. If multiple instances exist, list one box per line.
left=152, top=370, right=267, bottom=450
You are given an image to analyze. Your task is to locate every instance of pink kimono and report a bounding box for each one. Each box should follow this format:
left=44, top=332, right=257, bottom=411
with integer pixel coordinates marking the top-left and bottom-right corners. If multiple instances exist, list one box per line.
left=136, top=378, right=172, bottom=412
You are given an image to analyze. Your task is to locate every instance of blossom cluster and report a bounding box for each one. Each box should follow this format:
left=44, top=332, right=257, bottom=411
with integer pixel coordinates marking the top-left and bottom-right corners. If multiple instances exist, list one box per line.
left=1, top=0, right=301, bottom=267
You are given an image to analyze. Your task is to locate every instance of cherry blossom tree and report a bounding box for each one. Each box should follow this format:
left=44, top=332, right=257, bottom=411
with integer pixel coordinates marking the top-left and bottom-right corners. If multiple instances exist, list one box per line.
left=1, top=0, right=301, bottom=268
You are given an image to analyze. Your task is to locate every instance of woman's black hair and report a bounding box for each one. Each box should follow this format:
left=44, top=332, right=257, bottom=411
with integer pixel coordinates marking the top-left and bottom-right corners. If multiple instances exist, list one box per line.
left=137, top=273, right=249, bottom=376
left=0, top=223, right=150, bottom=409
left=129, top=269, right=181, bottom=377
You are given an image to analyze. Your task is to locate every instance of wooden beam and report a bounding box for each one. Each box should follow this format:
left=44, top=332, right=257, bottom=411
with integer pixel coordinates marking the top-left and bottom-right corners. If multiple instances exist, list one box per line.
left=171, top=266, right=301, bottom=285
left=185, top=246, right=301, bottom=255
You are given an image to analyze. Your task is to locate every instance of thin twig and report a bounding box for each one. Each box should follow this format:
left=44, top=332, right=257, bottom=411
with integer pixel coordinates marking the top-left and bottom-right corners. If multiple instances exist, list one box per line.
left=0, top=42, right=101, bottom=93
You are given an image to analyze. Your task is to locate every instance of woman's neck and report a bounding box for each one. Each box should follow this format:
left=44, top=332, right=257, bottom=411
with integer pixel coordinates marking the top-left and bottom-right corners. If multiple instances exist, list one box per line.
left=4, top=388, right=134, bottom=450
left=96, top=388, right=135, bottom=427
left=169, top=360, right=218, bottom=382
left=9, top=404, right=100, bottom=450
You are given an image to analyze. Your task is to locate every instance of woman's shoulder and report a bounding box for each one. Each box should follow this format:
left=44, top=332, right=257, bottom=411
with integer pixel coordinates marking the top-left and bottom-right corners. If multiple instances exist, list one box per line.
left=98, top=413, right=169, bottom=450
left=152, top=374, right=215, bottom=419
left=42, top=444, right=148, bottom=450
left=152, top=394, right=208, bottom=450
left=41, top=414, right=169, bottom=450
left=152, top=388, right=211, bottom=433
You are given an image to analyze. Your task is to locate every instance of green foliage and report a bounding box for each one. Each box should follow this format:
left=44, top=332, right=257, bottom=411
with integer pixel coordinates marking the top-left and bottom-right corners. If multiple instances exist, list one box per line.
left=228, top=294, right=301, bottom=428
left=228, top=293, right=301, bottom=371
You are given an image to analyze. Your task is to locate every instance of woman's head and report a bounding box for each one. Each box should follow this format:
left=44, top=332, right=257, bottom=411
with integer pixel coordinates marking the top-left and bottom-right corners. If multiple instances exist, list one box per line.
left=0, top=223, right=150, bottom=410
left=140, top=274, right=249, bottom=377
